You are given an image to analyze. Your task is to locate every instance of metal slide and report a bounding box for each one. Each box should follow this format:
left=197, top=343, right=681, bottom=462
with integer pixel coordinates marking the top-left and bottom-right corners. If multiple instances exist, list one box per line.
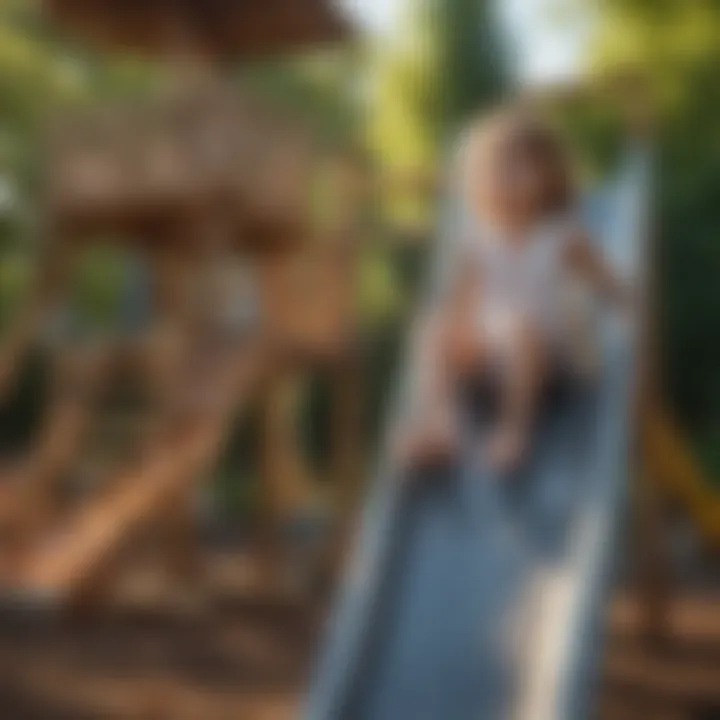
left=306, top=150, right=650, bottom=720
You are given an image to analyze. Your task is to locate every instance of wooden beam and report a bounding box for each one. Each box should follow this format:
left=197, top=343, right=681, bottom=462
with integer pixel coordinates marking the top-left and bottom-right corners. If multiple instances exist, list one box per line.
left=0, top=347, right=113, bottom=555
left=45, top=0, right=352, bottom=60
left=645, top=410, right=720, bottom=548
left=611, top=592, right=720, bottom=647
left=13, top=342, right=268, bottom=606
left=605, top=649, right=720, bottom=706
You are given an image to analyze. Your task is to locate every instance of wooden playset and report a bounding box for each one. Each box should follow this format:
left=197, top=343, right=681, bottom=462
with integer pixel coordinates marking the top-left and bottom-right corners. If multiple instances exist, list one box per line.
left=0, top=0, right=363, bottom=609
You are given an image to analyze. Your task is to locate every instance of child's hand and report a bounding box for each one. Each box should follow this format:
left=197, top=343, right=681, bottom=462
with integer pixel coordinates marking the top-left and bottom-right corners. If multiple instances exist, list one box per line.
left=485, top=423, right=529, bottom=473
left=394, top=415, right=459, bottom=472
left=566, top=232, right=634, bottom=309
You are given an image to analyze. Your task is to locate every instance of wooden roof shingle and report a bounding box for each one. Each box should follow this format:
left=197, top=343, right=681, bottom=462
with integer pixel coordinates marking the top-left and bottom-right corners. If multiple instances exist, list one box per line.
left=45, top=0, right=352, bottom=59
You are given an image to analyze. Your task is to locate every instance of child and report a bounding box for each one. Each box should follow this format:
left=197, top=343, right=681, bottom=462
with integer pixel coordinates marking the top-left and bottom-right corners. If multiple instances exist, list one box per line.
left=401, top=107, right=629, bottom=472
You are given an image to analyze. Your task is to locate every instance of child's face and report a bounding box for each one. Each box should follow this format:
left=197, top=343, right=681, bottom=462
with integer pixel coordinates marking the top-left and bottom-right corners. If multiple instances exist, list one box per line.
left=472, top=121, right=569, bottom=233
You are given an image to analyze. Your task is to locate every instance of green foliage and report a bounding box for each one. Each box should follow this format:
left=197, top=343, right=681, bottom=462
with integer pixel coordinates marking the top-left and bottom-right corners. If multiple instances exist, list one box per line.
left=0, top=252, right=33, bottom=335
left=547, top=97, right=625, bottom=180
left=0, top=349, right=49, bottom=453
left=370, top=0, right=505, bottom=227
left=592, top=0, right=720, bottom=472
left=359, top=244, right=406, bottom=324
left=0, top=1, right=161, bottom=255
left=239, top=49, right=364, bottom=147
left=0, top=4, right=76, bottom=246
left=68, top=245, right=133, bottom=334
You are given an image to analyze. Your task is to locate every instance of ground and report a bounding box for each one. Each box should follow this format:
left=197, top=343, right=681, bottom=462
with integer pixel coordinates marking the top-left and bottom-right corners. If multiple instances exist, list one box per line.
left=0, top=548, right=326, bottom=720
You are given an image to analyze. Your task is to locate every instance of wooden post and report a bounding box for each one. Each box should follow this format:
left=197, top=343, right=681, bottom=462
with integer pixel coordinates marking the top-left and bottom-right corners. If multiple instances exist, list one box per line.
left=634, top=455, right=672, bottom=640
left=259, top=371, right=315, bottom=525
left=322, top=153, right=366, bottom=575
left=10, top=345, right=111, bottom=547
left=0, top=238, right=77, bottom=404
left=634, top=106, right=673, bottom=638
left=162, top=491, right=202, bottom=589
left=328, top=356, right=364, bottom=572
left=146, top=247, right=194, bottom=431
left=255, top=367, right=315, bottom=595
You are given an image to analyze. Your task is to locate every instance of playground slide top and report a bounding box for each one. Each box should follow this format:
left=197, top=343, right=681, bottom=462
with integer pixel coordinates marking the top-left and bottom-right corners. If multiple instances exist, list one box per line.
left=305, top=148, right=650, bottom=720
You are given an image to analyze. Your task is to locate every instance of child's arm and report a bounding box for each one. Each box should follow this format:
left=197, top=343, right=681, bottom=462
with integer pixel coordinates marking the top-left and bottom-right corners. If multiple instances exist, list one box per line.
left=565, top=231, right=633, bottom=307
left=433, top=237, right=482, bottom=320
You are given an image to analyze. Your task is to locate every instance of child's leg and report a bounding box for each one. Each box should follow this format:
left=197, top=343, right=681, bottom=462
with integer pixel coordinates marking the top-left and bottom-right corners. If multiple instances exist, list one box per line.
left=486, top=313, right=549, bottom=471
left=398, top=317, right=458, bottom=466
left=400, top=312, right=486, bottom=466
left=414, top=315, right=457, bottom=431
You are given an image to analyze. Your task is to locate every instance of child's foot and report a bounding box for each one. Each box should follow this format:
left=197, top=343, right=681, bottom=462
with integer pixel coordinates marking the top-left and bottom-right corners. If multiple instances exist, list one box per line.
left=486, top=424, right=529, bottom=472
left=396, top=420, right=458, bottom=470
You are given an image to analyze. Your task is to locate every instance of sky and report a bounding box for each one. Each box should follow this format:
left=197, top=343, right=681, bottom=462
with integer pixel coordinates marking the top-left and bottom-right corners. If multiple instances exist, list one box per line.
left=344, top=0, right=592, bottom=86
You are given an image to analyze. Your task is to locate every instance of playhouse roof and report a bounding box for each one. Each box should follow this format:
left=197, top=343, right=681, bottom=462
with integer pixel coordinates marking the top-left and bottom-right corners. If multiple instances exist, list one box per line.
left=47, top=86, right=321, bottom=251
left=45, top=0, right=352, bottom=59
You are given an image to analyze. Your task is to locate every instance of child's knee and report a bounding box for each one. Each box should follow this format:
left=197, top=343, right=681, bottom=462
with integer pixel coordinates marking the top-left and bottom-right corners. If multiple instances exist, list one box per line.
left=482, top=310, right=548, bottom=373
left=414, top=312, right=484, bottom=377
left=444, top=326, right=484, bottom=374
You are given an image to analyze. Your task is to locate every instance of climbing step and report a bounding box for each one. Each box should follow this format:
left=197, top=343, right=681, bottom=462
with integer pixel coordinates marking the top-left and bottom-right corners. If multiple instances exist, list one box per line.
left=610, top=593, right=720, bottom=647
left=601, top=594, right=720, bottom=718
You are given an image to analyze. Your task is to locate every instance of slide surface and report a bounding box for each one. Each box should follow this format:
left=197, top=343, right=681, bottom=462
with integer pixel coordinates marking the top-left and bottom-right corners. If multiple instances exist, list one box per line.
left=307, top=152, right=648, bottom=720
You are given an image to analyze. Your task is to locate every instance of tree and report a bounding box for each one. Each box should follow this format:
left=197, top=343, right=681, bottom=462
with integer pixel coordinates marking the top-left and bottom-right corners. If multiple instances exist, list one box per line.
left=370, top=0, right=506, bottom=186
left=0, top=1, right=162, bottom=253
left=592, top=0, right=720, bottom=472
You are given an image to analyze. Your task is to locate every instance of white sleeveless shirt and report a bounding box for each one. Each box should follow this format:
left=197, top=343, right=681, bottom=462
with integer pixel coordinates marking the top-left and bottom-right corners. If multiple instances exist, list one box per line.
left=469, top=216, right=575, bottom=338
left=437, top=212, right=602, bottom=372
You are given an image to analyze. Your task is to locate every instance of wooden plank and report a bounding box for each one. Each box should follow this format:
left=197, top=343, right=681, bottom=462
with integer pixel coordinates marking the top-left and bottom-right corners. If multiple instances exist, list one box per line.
left=605, top=648, right=720, bottom=706
left=645, top=410, right=720, bottom=548
left=610, top=594, right=720, bottom=656
left=14, top=344, right=267, bottom=606
left=600, top=697, right=688, bottom=720
left=0, top=349, right=113, bottom=544
left=610, top=593, right=720, bottom=647
left=0, top=245, right=76, bottom=404
left=45, top=0, right=351, bottom=59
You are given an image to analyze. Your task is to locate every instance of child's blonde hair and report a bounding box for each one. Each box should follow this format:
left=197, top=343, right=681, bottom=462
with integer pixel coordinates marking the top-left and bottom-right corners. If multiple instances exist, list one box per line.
left=460, top=105, right=576, bottom=221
